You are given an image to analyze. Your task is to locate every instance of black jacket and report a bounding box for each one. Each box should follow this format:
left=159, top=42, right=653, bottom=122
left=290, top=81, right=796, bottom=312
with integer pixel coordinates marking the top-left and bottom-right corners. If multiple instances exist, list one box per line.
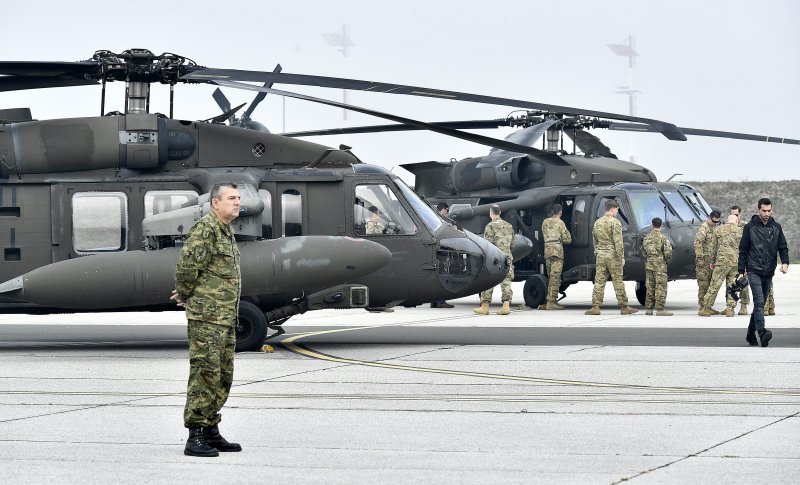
left=738, top=214, right=789, bottom=276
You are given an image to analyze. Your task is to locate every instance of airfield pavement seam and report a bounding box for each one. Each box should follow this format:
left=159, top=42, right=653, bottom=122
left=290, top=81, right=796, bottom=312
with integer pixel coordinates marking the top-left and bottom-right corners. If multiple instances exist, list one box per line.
left=611, top=410, right=800, bottom=484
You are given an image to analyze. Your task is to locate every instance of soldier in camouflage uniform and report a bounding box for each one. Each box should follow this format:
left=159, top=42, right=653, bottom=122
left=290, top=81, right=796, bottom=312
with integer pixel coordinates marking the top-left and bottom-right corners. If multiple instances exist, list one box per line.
left=585, top=199, right=638, bottom=315
left=172, top=182, right=243, bottom=458
left=694, top=210, right=721, bottom=312
left=365, top=206, right=385, bottom=235
left=700, top=215, right=741, bottom=316
left=642, top=217, right=673, bottom=316
left=541, top=204, right=572, bottom=310
left=474, top=204, right=515, bottom=316
left=730, top=206, right=750, bottom=314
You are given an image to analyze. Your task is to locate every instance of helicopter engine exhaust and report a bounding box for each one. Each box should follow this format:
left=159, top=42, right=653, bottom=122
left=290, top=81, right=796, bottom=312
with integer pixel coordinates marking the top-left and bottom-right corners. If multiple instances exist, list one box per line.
left=452, top=156, right=545, bottom=192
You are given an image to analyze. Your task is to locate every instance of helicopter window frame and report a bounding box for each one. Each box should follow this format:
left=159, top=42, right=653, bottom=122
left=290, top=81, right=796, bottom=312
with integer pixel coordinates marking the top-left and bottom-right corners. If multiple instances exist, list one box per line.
left=281, top=189, right=302, bottom=237
left=595, top=195, right=630, bottom=231
left=394, top=178, right=443, bottom=233
left=143, top=190, right=199, bottom=217
left=626, top=191, right=682, bottom=229
left=71, top=191, right=128, bottom=254
left=353, top=183, right=420, bottom=237
left=660, top=190, right=698, bottom=224
left=258, top=189, right=273, bottom=239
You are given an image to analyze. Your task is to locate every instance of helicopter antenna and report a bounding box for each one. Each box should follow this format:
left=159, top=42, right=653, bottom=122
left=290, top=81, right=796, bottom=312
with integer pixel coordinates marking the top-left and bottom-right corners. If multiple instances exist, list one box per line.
left=666, top=173, right=683, bottom=182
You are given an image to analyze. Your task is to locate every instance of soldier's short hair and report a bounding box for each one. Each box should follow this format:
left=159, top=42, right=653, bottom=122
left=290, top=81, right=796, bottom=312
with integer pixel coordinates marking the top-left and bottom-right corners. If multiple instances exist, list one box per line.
left=730, top=205, right=741, bottom=212
left=710, top=210, right=721, bottom=219
left=550, top=204, right=563, bottom=216
left=489, top=204, right=501, bottom=216
left=436, top=202, right=449, bottom=212
left=652, top=217, right=662, bottom=228
left=210, top=182, right=238, bottom=201
left=604, top=199, right=619, bottom=211
left=758, top=197, right=772, bottom=209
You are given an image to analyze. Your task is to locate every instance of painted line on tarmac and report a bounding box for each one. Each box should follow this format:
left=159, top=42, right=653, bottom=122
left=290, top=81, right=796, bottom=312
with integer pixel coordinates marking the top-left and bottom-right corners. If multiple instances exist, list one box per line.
left=281, top=324, right=800, bottom=398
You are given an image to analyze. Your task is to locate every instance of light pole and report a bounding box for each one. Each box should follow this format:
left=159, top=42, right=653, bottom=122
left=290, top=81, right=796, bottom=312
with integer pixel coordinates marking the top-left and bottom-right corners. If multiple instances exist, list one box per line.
left=608, top=35, right=641, bottom=162
left=322, top=25, right=355, bottom=121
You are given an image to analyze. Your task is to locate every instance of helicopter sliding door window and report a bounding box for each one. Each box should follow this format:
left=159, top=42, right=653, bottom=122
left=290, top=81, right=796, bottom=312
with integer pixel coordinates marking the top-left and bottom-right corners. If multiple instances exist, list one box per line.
left=596, top=196, right=630, bottom=231
left=353, top=184, right=418, bottom=236
left=282, top=190, right=302, bottom=237
left=71, top=192, right=128, bottom=254
left=143, top=190, right=198, bottom=217
left=258, top=189, right=273, bottom=239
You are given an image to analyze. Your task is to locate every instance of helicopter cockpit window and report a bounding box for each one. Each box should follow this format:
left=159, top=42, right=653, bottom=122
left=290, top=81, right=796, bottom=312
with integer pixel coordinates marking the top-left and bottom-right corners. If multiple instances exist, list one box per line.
left=627, top=191, right=681, bottom=228
left=144, top=190, right=198, bottom=217
left=72, top=192, right=128, bottom=254
left=258, top=189, right=273, bottom=239
left=281, top=190, right=302, bottom=237
left=661, top=191, right=698, bottom=223
left=596, top=196, right=629, bottom=231
left=354, top=184, right=418, bottom=236
left=395, top=178, right=442, bottom=233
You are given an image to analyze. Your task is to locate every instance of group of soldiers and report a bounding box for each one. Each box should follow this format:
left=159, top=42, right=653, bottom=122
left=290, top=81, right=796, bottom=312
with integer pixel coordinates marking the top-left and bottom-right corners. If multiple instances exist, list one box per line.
left=471, top=200, right=777, bottom=317
left=695, top=206, right=775, bottom=317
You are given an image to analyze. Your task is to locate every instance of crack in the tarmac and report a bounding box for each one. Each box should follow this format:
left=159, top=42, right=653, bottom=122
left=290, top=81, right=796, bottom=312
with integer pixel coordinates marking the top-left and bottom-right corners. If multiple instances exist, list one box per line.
left=612, top=411, right=800, bottom=484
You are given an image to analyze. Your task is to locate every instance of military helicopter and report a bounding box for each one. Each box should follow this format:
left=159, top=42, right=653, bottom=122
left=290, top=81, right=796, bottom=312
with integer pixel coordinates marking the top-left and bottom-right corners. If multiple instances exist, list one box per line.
left=275, top=86, right=798, bottom=308
left=0, top=48, right=524, bottom=350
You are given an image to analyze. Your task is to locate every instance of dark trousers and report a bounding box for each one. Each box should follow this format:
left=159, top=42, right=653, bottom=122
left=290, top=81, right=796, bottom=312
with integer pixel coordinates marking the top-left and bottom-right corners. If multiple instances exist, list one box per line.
left=747, top=273, right=773, bottom=335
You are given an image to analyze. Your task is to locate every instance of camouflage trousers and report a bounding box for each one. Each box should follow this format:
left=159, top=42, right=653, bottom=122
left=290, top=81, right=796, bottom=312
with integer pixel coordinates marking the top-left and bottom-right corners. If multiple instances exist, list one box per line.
left=592, top=252, right=627, bottom=307
left=481, top=263, right=515, bottom=303
left=645, top=269, right=668, bottom=311
left=545, top=256, right=564, bottom=303
left=765, top=282, right=775, bottom=311
left=696, top=262, right=712, bottom=306
left=184, top=320, right=236, bottom=428
left=703, top=264, right=737, bottom=309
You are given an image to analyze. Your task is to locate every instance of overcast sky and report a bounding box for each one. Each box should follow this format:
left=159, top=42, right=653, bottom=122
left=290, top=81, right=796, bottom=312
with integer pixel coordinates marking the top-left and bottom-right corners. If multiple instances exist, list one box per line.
left=1, top=0, right=797, bottom=183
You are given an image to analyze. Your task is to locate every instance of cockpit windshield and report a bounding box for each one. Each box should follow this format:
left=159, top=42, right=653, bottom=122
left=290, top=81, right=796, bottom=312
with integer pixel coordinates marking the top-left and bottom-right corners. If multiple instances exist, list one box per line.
left=395, top=178, right=444, bottom=233
left=661, top=191, right=700, bottom=223
left=627, top=191, right=681, bottom=228
left=681, top=190, right=711, bottom=219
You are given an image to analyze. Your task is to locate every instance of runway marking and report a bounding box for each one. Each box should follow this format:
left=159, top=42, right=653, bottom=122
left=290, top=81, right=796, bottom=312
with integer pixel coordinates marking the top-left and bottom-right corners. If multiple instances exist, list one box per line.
left=281, top=324, right=800, bottom=398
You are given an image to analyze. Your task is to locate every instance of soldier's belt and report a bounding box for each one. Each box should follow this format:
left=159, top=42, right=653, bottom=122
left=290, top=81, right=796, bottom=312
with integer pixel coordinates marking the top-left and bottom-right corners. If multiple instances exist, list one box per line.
left=544, top=240, right=561, bottom=244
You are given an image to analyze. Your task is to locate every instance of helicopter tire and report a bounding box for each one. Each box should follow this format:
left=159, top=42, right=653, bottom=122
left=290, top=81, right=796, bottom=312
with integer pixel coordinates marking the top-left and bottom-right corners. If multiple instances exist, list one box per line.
left=235, top=300, right=268, bottom=352
left=523, top=274, right=548, bottom=308
left=635, top=281, right=647, bottom=307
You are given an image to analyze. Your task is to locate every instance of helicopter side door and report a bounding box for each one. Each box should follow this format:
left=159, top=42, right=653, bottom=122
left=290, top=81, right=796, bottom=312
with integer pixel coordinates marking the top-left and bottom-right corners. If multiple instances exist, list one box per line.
left=0, top=184, right=52, bottom=283
left=592, top=193, right=644, bottom=281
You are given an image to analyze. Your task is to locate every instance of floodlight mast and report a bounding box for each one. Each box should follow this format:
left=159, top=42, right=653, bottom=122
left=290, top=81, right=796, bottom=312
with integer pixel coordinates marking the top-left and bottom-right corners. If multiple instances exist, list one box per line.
left=322, top=25, right=355, bottom=121
left=608, top=35, right=641, bottom=162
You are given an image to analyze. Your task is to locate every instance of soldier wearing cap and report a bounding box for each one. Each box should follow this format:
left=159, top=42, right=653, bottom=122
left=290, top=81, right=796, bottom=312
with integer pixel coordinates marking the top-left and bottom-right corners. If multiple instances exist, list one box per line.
left=541, top=204, right=572, bottom=310
left=474, top=204, right=515, bottom=316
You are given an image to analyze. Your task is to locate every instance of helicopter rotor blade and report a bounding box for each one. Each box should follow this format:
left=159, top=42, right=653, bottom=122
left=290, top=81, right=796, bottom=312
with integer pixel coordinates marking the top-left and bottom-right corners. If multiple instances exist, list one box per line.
left=182, top=68, right=687, bottom=141
left=242, top=64, right=282, bottom=122
left=280, top=119, right=510, bottom=137
left=212, top=88, right=232, bottom=114
left=607, top=122, right=799, bottom=145
left=0, top=75, right=99, bottom=92
left=564, top=128, right=618, bottom=159
left=212, top=79, right=568, bottom=165
left=204, top=102, right=247, bottom=123
left=0, top=60, right=100, bottom=77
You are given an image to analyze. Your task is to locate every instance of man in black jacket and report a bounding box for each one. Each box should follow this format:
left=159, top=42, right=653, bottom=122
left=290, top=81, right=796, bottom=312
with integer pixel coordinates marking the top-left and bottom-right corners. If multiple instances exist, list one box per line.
left=738, top=198, right=789, bottom=347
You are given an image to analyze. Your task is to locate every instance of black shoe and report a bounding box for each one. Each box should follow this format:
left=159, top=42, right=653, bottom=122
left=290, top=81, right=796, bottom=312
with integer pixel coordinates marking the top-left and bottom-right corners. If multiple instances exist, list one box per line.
left=436, top=302, right=454, bottom=309
left=185, top=425, right=219, bottom=457
left=203, top=424, right=242, bottom=452
left=745, top=333, right=758, bottom=346
left=758, top=329, right=773, bottom=348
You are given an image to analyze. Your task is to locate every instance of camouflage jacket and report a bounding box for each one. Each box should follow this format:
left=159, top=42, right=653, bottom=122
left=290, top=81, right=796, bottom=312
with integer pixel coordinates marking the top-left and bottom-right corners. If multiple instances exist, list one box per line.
left=542, top=217, right=572, bottom=259
left=483, top=218, right=515, bottom=256
left=694, top=222, right=717, bottom=262
left=366, top=220, right=385, bottom=235
left=175, top=211, right=241, bottom=326
left=642, top=229, right=672, bottom=271
left=592, top=214, right=624, bottom=260
left=711, top=223, right=742, bottom=266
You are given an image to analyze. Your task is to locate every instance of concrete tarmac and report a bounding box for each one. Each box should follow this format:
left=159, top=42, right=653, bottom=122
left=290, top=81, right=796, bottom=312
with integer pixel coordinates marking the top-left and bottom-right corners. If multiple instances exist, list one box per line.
left=1, top=274, right=798, bottom=484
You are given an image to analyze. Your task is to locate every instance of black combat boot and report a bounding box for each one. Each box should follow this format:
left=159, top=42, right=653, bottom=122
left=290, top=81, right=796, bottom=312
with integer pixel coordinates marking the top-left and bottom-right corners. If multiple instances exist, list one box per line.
left=203, top=424, right=242, bottom=452
left=758, top=329, right=773, bottom=348
left=185, top=425, right=219, bottom=457
left=745, top=332, right=758, bottom=346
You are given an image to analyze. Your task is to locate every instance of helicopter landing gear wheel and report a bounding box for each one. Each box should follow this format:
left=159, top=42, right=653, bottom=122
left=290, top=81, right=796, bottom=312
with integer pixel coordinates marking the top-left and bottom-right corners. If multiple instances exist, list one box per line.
left=635, top=281, right=647, bottom=307
left=523, top=274, right=548, bottom=308
left=235, top=300, right=267, bottom=352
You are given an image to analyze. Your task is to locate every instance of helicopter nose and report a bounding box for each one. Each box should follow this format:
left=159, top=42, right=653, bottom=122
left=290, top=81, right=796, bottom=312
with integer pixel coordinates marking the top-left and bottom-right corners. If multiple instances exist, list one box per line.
left=464, top=231, right=510, bottom=276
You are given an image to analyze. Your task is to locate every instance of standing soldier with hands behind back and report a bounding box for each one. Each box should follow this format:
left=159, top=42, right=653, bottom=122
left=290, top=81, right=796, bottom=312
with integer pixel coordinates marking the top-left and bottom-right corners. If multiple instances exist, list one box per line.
left=541, top=204, right=572, bottom=310
left=171, top=182, right=243, bottom=458
left=474, top=204, right=515, bottom=316
left=585, top=199, right=637, bottom=315
left=642, top=217, right=672, bottom=316
left=695, top=210, right=721, bottom=313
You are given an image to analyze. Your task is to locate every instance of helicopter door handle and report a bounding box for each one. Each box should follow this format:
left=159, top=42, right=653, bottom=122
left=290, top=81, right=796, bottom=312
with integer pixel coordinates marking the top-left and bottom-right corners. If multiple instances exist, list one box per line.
left=421, top=262, right=436, bottom=270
